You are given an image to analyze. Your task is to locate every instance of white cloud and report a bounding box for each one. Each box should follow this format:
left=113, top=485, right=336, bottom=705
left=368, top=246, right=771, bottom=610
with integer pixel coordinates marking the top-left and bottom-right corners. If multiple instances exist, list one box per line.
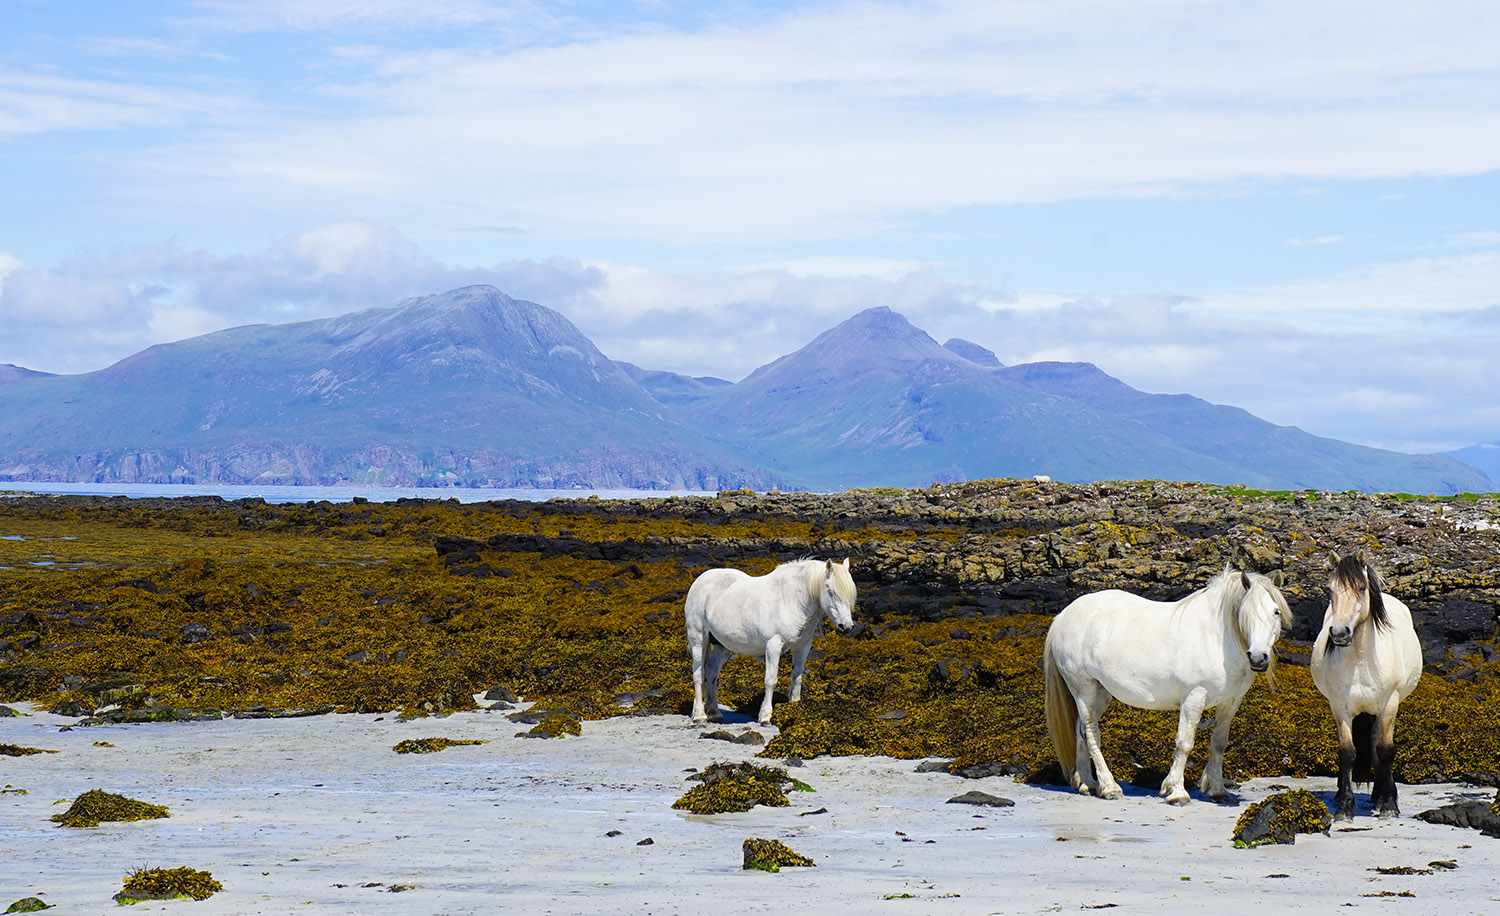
left=15, top=1, right=1500, bottom=246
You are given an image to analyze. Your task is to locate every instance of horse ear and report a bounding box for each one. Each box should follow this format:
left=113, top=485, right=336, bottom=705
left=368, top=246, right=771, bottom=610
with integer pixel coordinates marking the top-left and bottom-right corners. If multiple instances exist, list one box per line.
left=825, top=559, right=833, bottom=573
left=1240, top=571, right=1252, bottom=591
left=1328, top=551, right=1341, bottom=569
left=841, top=558, right=850, bottom=569
left=1270, top=570, right=1285, bottom=588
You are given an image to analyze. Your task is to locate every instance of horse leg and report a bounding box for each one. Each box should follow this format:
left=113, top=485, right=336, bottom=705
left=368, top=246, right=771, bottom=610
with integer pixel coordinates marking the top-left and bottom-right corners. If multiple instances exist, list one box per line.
left=1372, top=699, right=1401, bottom=817
left=1162, top=686, right=1208, bottom=805
left=689, top=630, right=709, bottom=723
left=1333, top=714, right=1357, bottom=821
left=788, top=636, right=814, bottom=702
left=757, top=636, right=786, bottom=725
left=702, top=643, right=732, bottom=723
left=1074, top=683, right=1122, bottom=799
left=1198, top=692, right=1244, bottom=801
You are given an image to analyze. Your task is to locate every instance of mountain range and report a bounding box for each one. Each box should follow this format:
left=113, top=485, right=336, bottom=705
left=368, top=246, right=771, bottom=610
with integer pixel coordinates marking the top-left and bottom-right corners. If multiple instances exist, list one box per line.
left=0, top=284, right=1491, bottom=494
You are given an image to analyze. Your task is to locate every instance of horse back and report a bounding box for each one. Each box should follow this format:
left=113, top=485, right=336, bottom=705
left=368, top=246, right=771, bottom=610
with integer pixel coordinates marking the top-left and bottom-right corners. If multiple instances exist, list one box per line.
left=685, top=567, right=752, bottom=620
left=1048, top=587, right=1247, bottom=708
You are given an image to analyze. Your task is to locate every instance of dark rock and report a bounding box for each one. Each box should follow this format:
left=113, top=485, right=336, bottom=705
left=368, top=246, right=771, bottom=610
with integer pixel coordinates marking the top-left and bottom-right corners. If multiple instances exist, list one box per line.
left=784, top=755, right=804, bottom=767
left=876, top=709, right=907, bottom=721
left=946, top=790, right=1015, bottom=808
left=6, top=897, right=53, bottom=912
left=483, top=685, right=518, bottom=703
left=48, top=698, right=93, bottom=718
left=604, top=829, right=623, bottom=837
left=915, top=760, right=955, bottom=773
left=953, top=762, right=1025, bottom=780
left=1232, top=789, right=1332, bottom=847
left=798, top=807, right=829, bottom=816
left=1276, top=646, right=1312, bottom=667
left=0, top=705, right=20, bottom=717
left=181, top=623, right=210, bottom=644
left=1414, top=799, right=1500, bottom=834
left=700, top=729, right=766, bottom=744
left=506, top=707, right=571, bottom=725
left=636, top=837, right=654, bottom=846
left=344, top=649, right=371, bottom=664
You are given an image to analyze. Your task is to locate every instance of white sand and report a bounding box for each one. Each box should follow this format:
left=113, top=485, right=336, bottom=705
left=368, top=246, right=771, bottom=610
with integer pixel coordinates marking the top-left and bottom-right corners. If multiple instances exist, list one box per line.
left=4, top=701, right=1499, bottom=915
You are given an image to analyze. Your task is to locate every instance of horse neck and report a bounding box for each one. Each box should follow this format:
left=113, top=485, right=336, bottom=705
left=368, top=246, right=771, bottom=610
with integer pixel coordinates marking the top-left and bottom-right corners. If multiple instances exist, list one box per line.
left=780, top=561, right=824, bottom=620
left=1177, top=577, right=1247, bottom=650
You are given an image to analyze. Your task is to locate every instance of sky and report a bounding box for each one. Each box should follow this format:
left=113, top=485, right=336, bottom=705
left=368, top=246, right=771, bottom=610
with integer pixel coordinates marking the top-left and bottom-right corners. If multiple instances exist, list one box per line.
left=1, top=0, right=1498, bottom=454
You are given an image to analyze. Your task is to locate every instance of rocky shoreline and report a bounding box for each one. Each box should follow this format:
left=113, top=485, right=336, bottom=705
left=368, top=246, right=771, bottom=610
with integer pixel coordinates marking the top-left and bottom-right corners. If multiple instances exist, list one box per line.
left=1, top=480, right=1497, bottom=783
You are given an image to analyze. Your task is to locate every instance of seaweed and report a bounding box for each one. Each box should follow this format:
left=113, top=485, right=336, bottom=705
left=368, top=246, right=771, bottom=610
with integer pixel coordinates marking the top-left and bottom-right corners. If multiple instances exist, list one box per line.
left=742, top=838, right=815, bottom=871
left=0, top=744, right=56, bottom=757
left=50, top=789, right=169, bottom=828
left=672, top=762, right=800, bottom=814
left=2, top=486, right=1498, bottom=784
left=519, top=714, right=581, bottom=739
left=392, top=737, right=488, bottom=754
left=118, top=866, right=222, bottom=902
left=1232, top=789, right=1332, bottom=847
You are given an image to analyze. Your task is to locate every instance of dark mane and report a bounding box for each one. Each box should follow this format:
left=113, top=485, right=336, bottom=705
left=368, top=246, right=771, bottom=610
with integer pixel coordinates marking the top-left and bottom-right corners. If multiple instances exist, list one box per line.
left=1332, top=553, right=1390, bottom=632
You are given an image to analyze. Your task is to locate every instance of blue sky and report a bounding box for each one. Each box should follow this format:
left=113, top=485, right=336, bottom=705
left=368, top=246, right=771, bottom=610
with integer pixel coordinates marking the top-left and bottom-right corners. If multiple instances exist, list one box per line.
left=2, top=0, right=1498, bottom=454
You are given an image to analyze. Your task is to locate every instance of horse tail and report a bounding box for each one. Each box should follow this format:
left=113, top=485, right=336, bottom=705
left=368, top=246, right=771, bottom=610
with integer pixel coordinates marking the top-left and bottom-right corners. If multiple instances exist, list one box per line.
left=1043, top=634, right=1079, bottom=787
left=1352, top=712, right=1376, bottom=783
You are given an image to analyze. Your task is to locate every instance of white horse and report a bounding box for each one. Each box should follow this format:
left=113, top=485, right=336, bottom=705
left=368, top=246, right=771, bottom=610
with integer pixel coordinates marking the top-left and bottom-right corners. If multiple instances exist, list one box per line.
left=1043, top=565, right=1291, bottom=805
left=1311, top=553, right=1422, bottom=820
left=685, top=558, right=857, bottom=725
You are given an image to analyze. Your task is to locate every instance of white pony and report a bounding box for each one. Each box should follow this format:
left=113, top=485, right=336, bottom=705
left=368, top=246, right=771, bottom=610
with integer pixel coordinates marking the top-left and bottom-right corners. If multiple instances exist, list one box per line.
left=685, top=558, right=857, bottom=725
left=1043, top=566, right=1291, bottom=805
left=1311, top=553, right=1422, bottom=820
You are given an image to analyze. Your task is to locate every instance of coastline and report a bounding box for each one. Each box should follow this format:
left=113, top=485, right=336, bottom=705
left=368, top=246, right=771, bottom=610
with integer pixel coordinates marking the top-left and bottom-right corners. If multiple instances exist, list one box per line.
left=6, top=702, right=1499, bottom=915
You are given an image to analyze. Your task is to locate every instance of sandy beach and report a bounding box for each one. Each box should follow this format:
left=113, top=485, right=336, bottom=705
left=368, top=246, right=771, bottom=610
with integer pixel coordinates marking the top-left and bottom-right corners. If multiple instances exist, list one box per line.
left=5, top=700, right=1499, bottom=915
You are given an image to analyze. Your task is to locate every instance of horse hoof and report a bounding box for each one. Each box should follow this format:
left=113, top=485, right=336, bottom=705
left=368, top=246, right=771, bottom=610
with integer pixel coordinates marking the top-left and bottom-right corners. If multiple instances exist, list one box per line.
left=1165, top=794, right=1191, bottom=806
left=1100, top=787, right=1124, bottom=801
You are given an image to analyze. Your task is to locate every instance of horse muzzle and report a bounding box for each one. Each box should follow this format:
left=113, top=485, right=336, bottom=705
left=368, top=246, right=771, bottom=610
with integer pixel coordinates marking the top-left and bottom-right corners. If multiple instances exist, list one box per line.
left=1328, top=626, right=1352, bottom=647
left=1246, top=651, right=1270, bottom=672
left=835, top=623, right=859, bottom=638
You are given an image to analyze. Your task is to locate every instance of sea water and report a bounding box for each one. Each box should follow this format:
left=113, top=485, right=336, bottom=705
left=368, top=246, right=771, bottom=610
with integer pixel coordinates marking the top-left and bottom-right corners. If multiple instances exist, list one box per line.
left=0, top=481, right=702, bottom=504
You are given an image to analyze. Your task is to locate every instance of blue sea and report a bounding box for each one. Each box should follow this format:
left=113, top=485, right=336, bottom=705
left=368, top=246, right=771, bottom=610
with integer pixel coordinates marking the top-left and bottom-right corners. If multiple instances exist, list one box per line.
left=0, top=481, right=703, bottom=505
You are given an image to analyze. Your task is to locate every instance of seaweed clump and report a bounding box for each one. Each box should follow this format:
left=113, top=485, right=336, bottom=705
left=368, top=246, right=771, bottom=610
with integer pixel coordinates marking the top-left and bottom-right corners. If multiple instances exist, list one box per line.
left=0, top=744, right=56, bottom=757
left=672, top=761, right=802, bottom=814
left=392, top=737, right=488, bottom=754
left=117, top=866, right=222, bottom=902
left=742, top=837, right=816, bottom=871
left=50, top=789, right=169, bottom=828
left=518, top=714, right=581, bottom=739
left=1232, top=789, right=1332, bottom=847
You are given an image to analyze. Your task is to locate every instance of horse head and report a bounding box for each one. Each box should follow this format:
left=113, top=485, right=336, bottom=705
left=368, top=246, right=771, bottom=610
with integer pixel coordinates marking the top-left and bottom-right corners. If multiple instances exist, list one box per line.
left=821, top=558, right=857, bottom=636
left=1325, top=552, right=1389, bottom=647
left=1237, top=569, right=1291, bottom=678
